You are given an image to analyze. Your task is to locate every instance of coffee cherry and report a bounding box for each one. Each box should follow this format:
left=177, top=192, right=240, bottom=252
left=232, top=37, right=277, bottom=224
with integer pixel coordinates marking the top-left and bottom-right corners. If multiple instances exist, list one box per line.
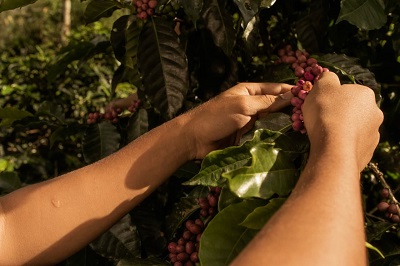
left=182, top=230, right=192, bottom=240
left=148, top=0, right=157, bottom=8
left=292, top=120, right=304, bottom=131
left=194, top=218, right=204, bottom=228
left=381, top=188, right=390, bottom=198
left=208, top=194, right=218, bottom=207
left=169, top=253, right=177, bottom=263
left=377, top=201, right=390, bottom=212
left=185, top=241, right=196, bottom=254
left=307, top=58, right=317, bottom=65
left=295, top=66, right=305, bottom=77
left=291, top=85, right=301, bottom=96
left=185, top=220, right=194, bottom=230
left=298, top=90, right=308, bottom=100
left=190, top=252, right=199, bottom=262
left=304, top=71, right=314, bottom=81
left=290, top=97, right=304, bottom=108
left=168, top=242, right=177, bottom=253
left=188, top=224, right=202, bottom=234
left=388, top=203, right=398, bottom=214
left=177, top=252, right=189, bottom=262
left=167, top=187, right=221, bottom=264
left=392, top=214, right=400, bottom=223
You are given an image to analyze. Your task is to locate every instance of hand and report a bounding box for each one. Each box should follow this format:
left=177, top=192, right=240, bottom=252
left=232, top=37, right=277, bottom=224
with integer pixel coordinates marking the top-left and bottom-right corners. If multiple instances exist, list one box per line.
left=180, top=82, right=293, bottom=159
left=302, top=72, right=383, bottom=171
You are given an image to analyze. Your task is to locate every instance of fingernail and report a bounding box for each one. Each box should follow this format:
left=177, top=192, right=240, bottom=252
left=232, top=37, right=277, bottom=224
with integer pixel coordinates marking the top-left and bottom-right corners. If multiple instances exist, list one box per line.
left=278, top=91, right=293, bottom=100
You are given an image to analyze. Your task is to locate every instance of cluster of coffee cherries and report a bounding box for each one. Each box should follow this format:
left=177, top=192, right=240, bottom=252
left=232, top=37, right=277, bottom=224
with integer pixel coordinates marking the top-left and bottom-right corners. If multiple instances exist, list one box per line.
left=167, top=187, right=221, bottom=265
left=377, top=188, right=400, bottom=223
left=276, top=45, right=329, bottom=133
left=132, top=0, right=158, bottom=20
left=86, top=100, right=141, bottom=124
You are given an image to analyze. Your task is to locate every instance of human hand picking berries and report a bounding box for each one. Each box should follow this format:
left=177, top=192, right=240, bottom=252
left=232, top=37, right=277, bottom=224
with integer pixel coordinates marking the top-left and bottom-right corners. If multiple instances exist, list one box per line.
left=180, top=82, right=293, bottom=159
left=302, top=72, right=383, bottom=171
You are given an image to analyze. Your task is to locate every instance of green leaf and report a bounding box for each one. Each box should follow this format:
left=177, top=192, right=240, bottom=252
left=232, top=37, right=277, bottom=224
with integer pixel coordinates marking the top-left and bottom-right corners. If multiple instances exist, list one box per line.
left=50, top=123, right=85, bottom=148
left=84, top=0, right=120, bottom=24
left=318, top=53, right=381, bottom=103
left=47, top=41, right=96, bottom=82
left=90, top=214, right=141, bottom=259
left=337, top=0, right=387, bottom=30
left=111, top=15, right=131, bottom=62
left=165, top=197, right=200, bottom=240
left=266, top=63, right=297, bottom=83
left=118, top=19, right=143, bottom=91
left=369, top=233, right=400, bottom=264
left=0, top=0, right=37, bottom=12
left=274, top=131, right=310, bottom=154
left=260, top=0, right=277, bottom=8
left=222, top=143, right=298, bottom=199
left=183, top=129, right=282, bottom=187
left=173, top=161, right=201, bottom=179
left=187, top=185, right=211, bottom=199
left=130, top=193, right=168, bottom=256
left=240, top=113, right=292, bottom=144
left=202, top=0, right=236, bottom=56
left=0, top=159, right=8, bottom=172
left=82, top=122, right=121, bottom=164
left=218, top=186, right=243, bottom=211
left=126, top=109, right=149, bottom=142
left=37, top=101, right=66, bottom=124
left=240, top=198, right=286, bottom=229
left=137, top=17, right=189, bottom=120
left=0, top=172, right=21, bottom=193
left=233, top=0, right=258, bottom=27
left=0, top=107, right=33, bottom=126
left=295, top=1, right=329, bottom=53
left=365, top=220, right=393, bottom=242
left=182, top=0, right=204, bottom=25
left=117, top=257, right=169, bottom=266
left=199, top=200, right=264, bottom=265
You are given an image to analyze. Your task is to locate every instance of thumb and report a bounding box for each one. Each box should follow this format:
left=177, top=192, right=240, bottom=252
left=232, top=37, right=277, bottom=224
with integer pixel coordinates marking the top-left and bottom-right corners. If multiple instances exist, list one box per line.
left=256, top=91, right=293, bottom=118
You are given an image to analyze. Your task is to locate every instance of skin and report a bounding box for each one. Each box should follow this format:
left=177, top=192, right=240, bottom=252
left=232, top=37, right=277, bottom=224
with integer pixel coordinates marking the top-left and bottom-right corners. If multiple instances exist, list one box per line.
left=231, top=72, right=383, bottom=266
left=0, top=82, right=292, bottom=265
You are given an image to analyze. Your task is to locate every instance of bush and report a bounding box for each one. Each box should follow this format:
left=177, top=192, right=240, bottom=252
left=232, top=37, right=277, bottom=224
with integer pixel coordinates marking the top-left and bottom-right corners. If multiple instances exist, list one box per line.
left=1, top=0, right=400, bottom=265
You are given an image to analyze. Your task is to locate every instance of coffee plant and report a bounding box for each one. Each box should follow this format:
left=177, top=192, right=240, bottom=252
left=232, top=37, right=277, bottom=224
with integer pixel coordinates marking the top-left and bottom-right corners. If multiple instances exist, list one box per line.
left=1, top=0, right=400, bottom=265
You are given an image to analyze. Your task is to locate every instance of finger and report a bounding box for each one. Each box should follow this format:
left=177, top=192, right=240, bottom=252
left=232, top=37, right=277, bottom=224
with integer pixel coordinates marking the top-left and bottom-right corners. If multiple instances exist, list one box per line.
left=246, top=82, right=293, bottom=96
left=226, top=83, right=293, bottom=96
left=312, top=72, right=341, bottom=93
left=267, top=91, right=293, bottom=112
left=257, top=91, right=293, bottom=118
left=236, top=116, right=257, bottom=143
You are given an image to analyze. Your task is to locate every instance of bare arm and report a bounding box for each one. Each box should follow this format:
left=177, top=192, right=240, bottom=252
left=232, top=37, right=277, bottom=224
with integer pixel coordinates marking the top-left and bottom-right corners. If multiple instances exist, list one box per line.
left=0, top=83, right=292, bottom=265
left=231, top=72, right=383, bottom=266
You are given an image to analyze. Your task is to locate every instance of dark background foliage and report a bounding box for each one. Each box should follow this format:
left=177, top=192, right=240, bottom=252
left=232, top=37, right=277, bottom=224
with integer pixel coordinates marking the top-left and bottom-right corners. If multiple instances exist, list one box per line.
left=0, top=0, right=399, bottom=265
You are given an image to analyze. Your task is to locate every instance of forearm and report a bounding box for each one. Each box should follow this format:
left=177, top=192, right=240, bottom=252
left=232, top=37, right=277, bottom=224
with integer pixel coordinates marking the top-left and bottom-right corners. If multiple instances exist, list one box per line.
left=231, top=143, right=367, bottom=266
left=0, top=116, right=192, bottom=265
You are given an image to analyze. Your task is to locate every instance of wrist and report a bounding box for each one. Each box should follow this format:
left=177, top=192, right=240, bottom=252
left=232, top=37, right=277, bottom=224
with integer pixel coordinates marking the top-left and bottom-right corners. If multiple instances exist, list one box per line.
left=169, top=114, right=197, bottom=161
left=309, top=131, right=359, bottom=163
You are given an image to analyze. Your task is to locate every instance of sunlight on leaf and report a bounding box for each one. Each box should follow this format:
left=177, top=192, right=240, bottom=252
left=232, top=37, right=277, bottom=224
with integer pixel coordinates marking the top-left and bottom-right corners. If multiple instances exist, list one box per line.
left=183, top=129, right=282, bottom=187
left=223, top=143, right=298, bottom=199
